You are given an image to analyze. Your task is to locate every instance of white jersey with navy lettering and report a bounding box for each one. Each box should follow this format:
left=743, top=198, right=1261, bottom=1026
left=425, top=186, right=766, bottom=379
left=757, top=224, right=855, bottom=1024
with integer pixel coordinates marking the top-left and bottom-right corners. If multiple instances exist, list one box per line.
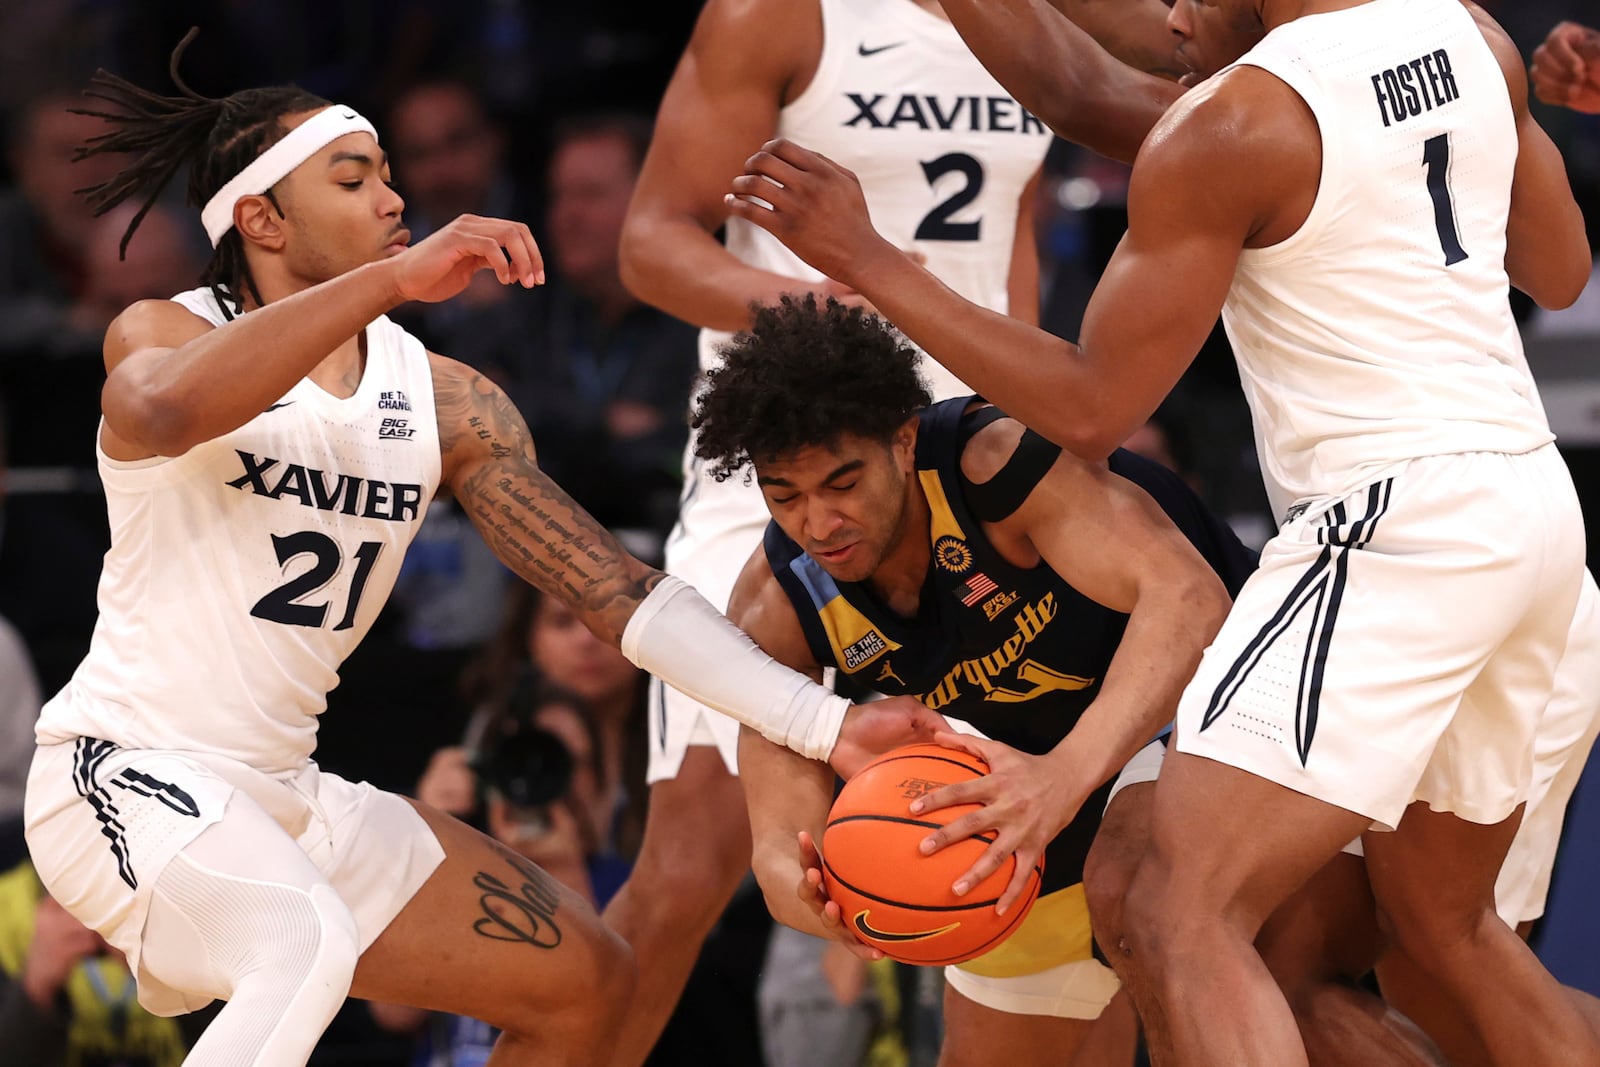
left=37, top=287, right=442, bottom=772
left=705, top=0, right=1053, bottom=399
left=1222, top=0, right=1551, bottom=510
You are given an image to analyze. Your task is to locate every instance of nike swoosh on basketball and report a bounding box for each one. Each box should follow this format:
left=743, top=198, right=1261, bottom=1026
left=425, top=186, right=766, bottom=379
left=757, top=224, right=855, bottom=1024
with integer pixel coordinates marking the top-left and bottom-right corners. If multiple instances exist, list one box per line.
left=857, top=42, right=905, bottom=57
left=264, top=401, right=295, bottom=412
left=853, top=910, right=960, bottom=943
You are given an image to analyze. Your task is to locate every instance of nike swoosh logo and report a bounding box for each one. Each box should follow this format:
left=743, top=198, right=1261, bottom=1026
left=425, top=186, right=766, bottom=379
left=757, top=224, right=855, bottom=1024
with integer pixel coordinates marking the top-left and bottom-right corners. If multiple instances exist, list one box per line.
left=857, top=42, right=905, bottom=57
left=339, top=108, right=359, bottom=120
left=264, top=401, right=295, bottom=412
left=853, top=910, right=960, bottom=943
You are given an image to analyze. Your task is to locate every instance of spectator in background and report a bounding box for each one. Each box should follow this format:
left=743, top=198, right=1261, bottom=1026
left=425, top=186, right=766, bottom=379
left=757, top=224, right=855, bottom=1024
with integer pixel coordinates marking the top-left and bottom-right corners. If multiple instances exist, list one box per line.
left=374, top=679, right=634, bottom=1067
left=75, top=201, right=207, bottom=338
left=461, top=582, right=648, bottom=858
left=0, top=859, right=210, bottom=1065
left=500, top=114, right=698, bottom=538
left=0, top=92, right=123, bottom=358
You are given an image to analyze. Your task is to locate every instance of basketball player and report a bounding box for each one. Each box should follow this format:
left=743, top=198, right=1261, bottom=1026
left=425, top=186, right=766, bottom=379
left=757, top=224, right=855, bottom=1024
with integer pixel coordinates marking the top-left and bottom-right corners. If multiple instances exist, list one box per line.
left=20, top=41, right=943, bottom=1067
left=724, top=0, right=1598, bottom=1062
left=608, top=2, right=1053, bottom=1060
left=692, top=293, right=1253, bottom=1066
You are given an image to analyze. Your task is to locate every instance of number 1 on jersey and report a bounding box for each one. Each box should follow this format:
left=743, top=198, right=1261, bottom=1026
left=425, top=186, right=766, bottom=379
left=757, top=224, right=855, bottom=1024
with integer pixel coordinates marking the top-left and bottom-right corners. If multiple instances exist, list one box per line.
left=1422, top=133, right=1468, bottom=266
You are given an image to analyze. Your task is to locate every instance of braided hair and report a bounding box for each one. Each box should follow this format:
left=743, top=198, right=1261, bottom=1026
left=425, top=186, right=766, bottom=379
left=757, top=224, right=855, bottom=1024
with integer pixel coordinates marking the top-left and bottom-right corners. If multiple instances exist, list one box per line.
left=71, top=29, right=330, bottom=318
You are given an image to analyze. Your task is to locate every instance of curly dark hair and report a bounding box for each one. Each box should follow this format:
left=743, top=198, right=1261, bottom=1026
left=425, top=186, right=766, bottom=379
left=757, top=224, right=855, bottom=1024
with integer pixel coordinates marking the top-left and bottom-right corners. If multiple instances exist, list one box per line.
left=71, top=29, right=330, bottom=318
left=692, top=294, right=932, bottom=481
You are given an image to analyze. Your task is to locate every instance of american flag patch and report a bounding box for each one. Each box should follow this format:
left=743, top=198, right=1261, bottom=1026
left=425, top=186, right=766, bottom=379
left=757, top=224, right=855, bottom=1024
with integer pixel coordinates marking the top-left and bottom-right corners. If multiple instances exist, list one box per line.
left=959, top=573, right=999, bottom=606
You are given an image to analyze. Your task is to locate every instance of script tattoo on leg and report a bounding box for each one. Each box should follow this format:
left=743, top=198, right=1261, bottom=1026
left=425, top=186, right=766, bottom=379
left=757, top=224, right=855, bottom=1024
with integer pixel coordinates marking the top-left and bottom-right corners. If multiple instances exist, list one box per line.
left=472, top=850, right=563, bottom=948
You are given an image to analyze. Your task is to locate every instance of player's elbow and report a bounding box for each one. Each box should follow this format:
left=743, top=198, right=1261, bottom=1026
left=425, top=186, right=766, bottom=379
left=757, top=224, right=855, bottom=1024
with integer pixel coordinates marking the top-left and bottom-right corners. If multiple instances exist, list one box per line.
left=101, top=377, right=201, bottom=457
left=618, top=211, right=666, bottom=309
left=1524, top=255, right=1593, bottom=311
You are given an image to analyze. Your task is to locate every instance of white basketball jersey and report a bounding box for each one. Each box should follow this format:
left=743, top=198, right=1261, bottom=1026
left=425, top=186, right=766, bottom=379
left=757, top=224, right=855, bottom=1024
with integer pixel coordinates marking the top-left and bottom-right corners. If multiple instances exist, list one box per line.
left=704, top=0, right=1053, bottom=399
left=1221, top=0, right=1551, bottom=514
left=38, top=288, right=443, bottom=772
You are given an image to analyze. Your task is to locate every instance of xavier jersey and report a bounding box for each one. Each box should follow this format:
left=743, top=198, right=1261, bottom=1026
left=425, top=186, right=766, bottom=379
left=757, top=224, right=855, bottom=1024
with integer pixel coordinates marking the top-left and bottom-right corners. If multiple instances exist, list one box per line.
left=705, top=0, right=1053, bottom=399
left=37, top=287, right=442, bottom=773
left=1221, top=0, right=1551, bottom=512
left=765, top=398, right=1256, bottom=890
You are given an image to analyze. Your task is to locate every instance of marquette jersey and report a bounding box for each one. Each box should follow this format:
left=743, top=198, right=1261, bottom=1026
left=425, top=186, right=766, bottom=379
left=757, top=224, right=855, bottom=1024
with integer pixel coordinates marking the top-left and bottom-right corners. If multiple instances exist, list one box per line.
left=706, top=0, right=1053, bottom=399
left=37, top=287, right=442, bottom=772
left=765, top=398, right=1256, bottom=890
left=1222, top=0, right=1551, bottom=511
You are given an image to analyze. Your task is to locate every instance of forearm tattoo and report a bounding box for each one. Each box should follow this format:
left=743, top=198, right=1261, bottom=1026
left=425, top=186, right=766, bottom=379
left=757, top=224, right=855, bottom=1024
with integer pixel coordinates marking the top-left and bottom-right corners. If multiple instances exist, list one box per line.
left=434, top=364, right=660, bottom=639
left=472, top=850, right=564, bottom=949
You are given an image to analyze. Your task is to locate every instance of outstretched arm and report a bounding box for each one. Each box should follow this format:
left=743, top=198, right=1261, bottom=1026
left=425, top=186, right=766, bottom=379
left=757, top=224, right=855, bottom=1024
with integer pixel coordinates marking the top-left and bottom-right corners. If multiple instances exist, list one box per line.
left=726, top=79, right=1297, bottom=458
left=436, top=359, right=946, bottom=763
left=100, top=215, right=543, bottom=460
left=939, top=0, right=1183, bottom=164
left=915, top=422, right=1231, bottom=909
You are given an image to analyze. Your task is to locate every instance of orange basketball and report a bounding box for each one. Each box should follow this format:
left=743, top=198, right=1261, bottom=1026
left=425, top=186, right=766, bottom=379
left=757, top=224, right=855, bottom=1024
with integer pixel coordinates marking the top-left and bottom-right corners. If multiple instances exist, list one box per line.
left=821, top=742, right=1043, bottom=965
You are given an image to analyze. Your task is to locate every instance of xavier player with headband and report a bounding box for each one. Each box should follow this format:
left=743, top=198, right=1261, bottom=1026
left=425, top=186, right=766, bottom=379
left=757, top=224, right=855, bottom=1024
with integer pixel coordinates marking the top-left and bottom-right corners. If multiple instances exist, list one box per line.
left=607, top=2, right=1055, bottom=1059
left=694, top=294, right=1252, bottom=1066
left=725, top=0, right=1596, bottom=1062
left=21, top=38, right=943, bottom=1067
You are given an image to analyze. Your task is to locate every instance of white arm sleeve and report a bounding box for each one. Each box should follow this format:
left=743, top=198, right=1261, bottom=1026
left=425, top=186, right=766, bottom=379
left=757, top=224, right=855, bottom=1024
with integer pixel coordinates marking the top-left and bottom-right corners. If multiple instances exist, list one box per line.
left=620, top=576, right=850, bottom=761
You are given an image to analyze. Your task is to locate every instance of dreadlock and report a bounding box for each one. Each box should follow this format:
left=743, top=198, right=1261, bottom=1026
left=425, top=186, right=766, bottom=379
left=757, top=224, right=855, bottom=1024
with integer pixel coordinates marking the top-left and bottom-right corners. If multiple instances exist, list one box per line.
left=692, top=294, right=932, bottom=481
left=71, top=28, right=330, bottom=318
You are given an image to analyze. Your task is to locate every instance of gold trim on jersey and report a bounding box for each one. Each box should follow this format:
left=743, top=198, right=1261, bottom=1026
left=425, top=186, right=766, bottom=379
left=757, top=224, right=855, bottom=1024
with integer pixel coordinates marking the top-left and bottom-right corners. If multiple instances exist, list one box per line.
left=954, top=882, right=1095, bottom=978
left=820, top=595, right=903, bottom=672
left=919, top=470, right=968, bottom=547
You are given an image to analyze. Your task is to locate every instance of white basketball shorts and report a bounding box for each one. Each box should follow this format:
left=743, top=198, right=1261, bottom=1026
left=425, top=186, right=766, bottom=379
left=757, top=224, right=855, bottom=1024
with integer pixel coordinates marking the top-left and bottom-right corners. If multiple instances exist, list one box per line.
left=25, top=739, right=445, bottom=1014
left=647, top=449, right=770, bottom=783
left=1176, top=445, right=1586, bottom=831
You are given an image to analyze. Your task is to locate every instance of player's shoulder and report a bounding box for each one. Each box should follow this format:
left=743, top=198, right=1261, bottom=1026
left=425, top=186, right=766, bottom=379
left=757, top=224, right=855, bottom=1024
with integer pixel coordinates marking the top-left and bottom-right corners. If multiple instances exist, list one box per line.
left=688, top=0, right=821, bottom=78
left=103, top=299, right=214, bottom=373
left=957, top=405, right=1027, bottom=488
left=1132, top=65, right=1318, bottom=218
left=1151, top=66, right=1314, bottom=165
left=1459, top=1, right=1525, bottom=112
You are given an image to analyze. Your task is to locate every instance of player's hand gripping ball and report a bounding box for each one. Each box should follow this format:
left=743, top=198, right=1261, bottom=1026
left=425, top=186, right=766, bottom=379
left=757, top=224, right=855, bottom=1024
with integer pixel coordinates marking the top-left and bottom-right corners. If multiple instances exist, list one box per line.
left=821, top=742, right=1043, bottom=964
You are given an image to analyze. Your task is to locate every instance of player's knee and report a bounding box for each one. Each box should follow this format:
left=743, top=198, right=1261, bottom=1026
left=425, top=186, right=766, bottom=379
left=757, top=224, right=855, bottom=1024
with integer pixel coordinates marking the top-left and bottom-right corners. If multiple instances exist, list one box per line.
left=248, top=883, right=361, bottom=997
left=1374, top=894, right=1497, bottom=974
left=1082, top=842, right=1138, bottom=951
left=500, top=924, right=635, bottom=1043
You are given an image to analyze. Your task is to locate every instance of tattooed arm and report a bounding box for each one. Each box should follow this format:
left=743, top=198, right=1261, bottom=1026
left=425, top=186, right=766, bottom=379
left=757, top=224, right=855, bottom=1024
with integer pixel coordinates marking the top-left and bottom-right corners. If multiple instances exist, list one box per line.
left=433, top=355, right=659, bottom=645
left=432, top=353, right=949, bottom=762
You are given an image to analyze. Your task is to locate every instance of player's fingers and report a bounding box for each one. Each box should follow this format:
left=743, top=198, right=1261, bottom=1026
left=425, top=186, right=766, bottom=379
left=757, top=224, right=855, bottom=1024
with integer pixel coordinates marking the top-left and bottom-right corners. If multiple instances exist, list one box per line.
left=763, top=137, right=821, bottom=171
left=729, top=173, right=793, bottom=212
left=931, top=730, right=989, bottom=762
left=995, top=852, right=1040, bottom=917
left=918, top=809, right=988, bottom=855
left=909, top=777, right=983, bottom=816
left=744, top=149, right=808, bottom=192
left=724, top=192, right=783, bottom=234
left=461, top=234, right=514, bottom=284
left=950, top=838, right=1014, bottom=897
left=798, top=829, right=824, bottom=868
left=498, top=221, right=544, bottom=286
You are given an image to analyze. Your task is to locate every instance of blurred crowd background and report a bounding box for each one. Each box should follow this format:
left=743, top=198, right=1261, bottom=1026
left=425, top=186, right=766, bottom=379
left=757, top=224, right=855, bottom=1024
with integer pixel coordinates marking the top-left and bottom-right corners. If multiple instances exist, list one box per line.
left=0, top=2, right=1596, bottom=1064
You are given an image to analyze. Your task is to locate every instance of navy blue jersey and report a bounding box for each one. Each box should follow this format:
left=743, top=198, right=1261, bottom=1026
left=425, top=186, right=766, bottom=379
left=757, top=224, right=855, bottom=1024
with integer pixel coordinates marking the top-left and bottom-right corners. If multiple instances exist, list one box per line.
left=765, top=397, right=1257, bottom=894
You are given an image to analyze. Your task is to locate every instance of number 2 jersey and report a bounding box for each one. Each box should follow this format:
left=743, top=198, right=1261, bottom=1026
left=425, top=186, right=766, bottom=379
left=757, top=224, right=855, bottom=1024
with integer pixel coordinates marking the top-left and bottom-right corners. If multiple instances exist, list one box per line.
left=764, top=398, right=1258, bottom=899
left=37, top=287, right=442, bottom=773
left=706, top=0, right=1053, bottom=399
left=1221, top=0, right=1551, bottom=517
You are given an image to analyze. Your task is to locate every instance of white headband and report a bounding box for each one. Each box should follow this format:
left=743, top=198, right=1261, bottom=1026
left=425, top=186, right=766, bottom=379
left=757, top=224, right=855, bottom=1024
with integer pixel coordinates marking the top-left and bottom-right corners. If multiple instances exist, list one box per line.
left=201, top=106, right=379, bottom=246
